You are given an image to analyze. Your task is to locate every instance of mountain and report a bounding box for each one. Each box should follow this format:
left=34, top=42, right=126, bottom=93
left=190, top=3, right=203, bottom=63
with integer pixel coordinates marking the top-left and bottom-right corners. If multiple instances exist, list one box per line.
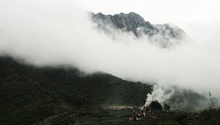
left=1, top=57, right=220, bottom=125
left=0, top=56, right=152, bottom=125
left=1, top=11, right=220, bottom=125
left=91, top=12, right=188, bottom=47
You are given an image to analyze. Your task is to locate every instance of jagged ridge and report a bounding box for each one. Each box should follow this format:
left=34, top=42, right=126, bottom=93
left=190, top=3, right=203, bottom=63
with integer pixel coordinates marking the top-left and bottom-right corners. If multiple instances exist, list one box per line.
left=91, top=12, right=188, bottom=47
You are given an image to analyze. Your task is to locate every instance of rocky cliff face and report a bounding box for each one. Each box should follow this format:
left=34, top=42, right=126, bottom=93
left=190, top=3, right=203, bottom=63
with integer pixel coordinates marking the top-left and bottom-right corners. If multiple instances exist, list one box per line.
left=91, top=12, right=188, bottom=47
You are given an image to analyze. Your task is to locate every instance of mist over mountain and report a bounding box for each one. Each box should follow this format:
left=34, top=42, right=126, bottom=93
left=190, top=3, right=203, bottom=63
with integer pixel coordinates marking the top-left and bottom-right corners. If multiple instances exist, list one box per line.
left=1, top=0, right=220, bottom=124
left=0, top=3, right=218, bottom=110
left=0, top=55, right=216, bottom=125
left=89, top=12, right=214, bottom=111
left=91, top=12, right=189, bottom=47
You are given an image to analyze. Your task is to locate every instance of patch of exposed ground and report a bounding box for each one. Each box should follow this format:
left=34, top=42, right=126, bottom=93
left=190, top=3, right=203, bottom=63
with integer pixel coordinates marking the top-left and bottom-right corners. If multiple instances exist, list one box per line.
left=102, top=105, right=134, bottom=110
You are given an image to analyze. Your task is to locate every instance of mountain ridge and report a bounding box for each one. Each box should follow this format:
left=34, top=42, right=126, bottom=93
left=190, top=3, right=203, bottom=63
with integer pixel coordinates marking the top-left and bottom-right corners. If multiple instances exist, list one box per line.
left=91, top=12, right=188, bottom=47
left=1, top=11, right=219, bottom=124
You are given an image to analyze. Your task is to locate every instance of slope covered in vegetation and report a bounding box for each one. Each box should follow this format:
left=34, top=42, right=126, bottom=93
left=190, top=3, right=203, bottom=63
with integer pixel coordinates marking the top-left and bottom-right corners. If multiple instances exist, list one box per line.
left=0, top=56, right=152, bottom=125
left=1, top=56, right=220, bottom=125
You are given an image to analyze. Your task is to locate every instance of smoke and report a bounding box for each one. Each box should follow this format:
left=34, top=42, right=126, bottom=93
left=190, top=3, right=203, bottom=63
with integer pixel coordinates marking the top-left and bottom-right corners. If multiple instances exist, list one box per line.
left=145, top=82, right=176, bottom=107
left=144, top=81, right=216, bottom=111
left=1, top=0, right=220, bottom=110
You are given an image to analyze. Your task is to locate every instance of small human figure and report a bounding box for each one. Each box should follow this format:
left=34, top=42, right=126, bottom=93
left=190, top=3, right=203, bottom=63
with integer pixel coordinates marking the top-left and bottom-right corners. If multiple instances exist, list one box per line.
left=129, top=116, right=134, bottom=121
left=195, top=113, right=199, bottom=119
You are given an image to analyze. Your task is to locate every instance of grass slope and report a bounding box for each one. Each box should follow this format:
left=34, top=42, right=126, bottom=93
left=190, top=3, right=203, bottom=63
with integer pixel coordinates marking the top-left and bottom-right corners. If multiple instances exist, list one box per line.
left=1, top=56, right=220, bottom=125
left=0, top=56, right=152, bottom=125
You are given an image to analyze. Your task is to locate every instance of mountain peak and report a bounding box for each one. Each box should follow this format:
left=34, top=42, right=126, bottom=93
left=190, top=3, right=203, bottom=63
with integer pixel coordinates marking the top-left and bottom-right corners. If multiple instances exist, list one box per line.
left=91, top=12, right=189, bottom=48
left=115, top=12, right=145, bottom=25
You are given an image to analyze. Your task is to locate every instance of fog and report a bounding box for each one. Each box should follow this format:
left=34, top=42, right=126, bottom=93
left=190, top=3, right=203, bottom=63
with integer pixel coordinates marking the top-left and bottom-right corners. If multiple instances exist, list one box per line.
left=1, top=0, right=220, bottom=109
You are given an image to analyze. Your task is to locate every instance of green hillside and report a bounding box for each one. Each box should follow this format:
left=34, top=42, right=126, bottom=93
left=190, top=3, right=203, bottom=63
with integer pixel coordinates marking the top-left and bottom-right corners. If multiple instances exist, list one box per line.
left=0, top=56, right=220, bottom=125
left=0, top=56, right=152, bottom=125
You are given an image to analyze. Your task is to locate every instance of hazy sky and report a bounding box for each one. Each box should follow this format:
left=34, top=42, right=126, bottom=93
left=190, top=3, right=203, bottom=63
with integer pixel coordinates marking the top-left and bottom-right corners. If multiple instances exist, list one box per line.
left=76, top=0, right=220, bottom=24
left=1, top=0, right=220, bottom=101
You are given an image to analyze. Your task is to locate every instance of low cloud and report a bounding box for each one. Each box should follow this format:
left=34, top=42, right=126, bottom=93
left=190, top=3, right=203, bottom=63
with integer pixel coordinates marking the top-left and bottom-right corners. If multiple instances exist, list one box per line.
left=1, top=0, right=220, bottom=109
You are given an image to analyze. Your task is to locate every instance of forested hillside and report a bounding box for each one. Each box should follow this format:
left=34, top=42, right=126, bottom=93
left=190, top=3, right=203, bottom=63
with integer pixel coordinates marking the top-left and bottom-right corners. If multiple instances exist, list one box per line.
left=0, top=56, right=152, bottom=125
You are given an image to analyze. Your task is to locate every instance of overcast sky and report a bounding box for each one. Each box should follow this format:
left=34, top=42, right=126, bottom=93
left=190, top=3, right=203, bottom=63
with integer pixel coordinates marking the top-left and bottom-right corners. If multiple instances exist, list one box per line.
left=75, top=0, right=220, bottom=24
left=1, top=0, right=220, bottom=101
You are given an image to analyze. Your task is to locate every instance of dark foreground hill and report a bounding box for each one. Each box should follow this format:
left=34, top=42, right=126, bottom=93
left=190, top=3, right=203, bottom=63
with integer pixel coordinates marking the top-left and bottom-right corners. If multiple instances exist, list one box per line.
left=0, top=56, right=152, bottom=125
left=1, top=56, right=220, bottom=125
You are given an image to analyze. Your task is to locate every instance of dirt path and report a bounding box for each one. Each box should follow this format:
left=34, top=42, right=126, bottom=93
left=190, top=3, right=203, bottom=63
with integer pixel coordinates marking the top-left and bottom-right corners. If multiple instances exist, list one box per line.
left=102, top=105, right=134, bottom=110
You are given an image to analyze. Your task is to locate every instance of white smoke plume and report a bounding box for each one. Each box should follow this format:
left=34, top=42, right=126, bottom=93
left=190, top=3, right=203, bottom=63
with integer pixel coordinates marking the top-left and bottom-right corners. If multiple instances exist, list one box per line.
left=1, top=0, right=220, bottom=110
left=144, top=81, right=216, bottom=111
left=145, top=81, right=176, bottom=107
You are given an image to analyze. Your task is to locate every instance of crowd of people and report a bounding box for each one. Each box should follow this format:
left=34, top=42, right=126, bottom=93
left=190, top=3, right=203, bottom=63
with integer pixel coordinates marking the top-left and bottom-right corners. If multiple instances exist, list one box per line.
left=129, top=106, right=158, bottom=121
left=129, top=105, right=201, bottom=121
